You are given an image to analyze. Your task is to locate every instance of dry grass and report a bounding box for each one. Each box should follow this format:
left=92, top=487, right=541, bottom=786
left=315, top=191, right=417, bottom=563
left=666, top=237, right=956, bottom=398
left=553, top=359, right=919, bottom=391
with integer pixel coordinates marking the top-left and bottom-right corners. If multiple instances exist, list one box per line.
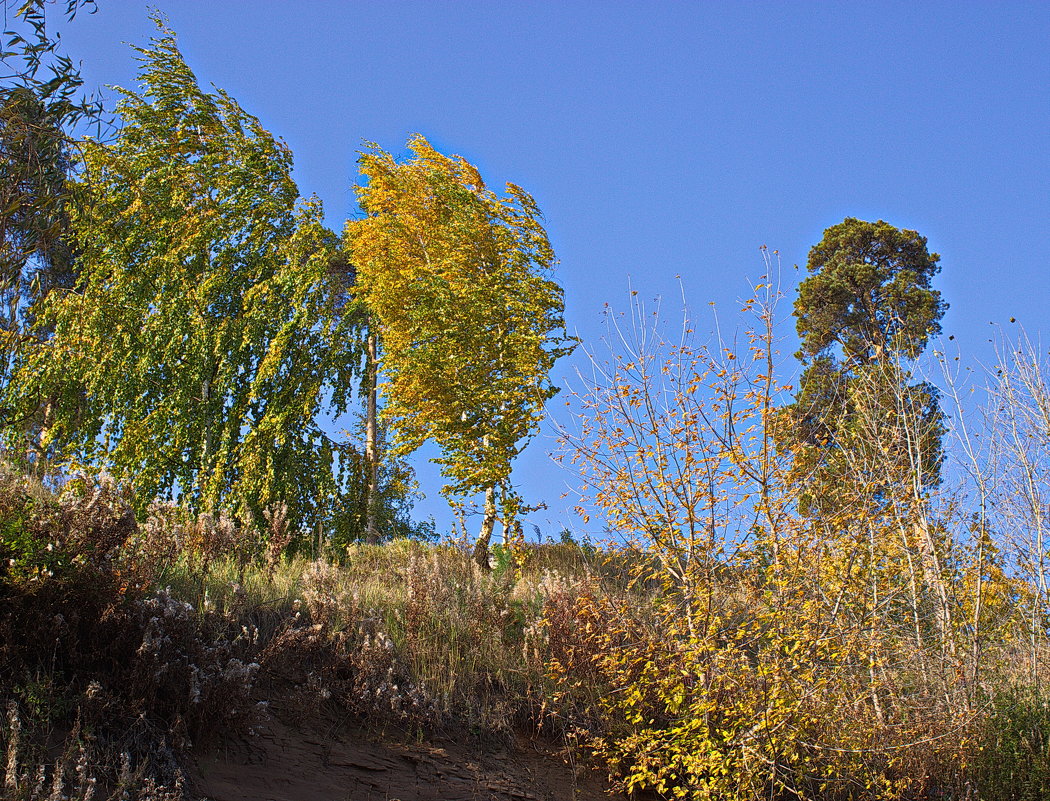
left=3, top=472, right=1050, bottom=799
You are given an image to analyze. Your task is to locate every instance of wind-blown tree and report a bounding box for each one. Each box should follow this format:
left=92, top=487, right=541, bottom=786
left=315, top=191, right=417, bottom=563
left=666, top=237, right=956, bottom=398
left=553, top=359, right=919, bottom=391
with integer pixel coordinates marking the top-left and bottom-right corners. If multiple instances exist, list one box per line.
left=7, top=24, right=365, bottom=535
left=346, top=136, right=574, bottom=566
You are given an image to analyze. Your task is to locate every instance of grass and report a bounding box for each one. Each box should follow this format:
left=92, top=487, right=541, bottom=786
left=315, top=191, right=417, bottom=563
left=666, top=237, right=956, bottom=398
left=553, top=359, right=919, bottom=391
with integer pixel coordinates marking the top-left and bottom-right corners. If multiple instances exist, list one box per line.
left=4, top=472, right=1050, bottom=799
left=158, top=538, right=637, bottom=732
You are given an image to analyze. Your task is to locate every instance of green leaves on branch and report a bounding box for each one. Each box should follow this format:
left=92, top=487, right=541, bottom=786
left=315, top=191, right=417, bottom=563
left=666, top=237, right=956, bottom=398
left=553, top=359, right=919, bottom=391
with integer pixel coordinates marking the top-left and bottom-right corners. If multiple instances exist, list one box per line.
left=0, top=0, right=105, bottom=390
left=9, top=23, right=362, bottom=532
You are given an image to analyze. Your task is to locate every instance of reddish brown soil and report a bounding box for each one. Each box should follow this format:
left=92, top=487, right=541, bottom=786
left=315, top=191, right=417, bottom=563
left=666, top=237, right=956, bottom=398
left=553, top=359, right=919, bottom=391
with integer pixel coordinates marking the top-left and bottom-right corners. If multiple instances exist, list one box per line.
left=188, top=702, right=616, bottom=801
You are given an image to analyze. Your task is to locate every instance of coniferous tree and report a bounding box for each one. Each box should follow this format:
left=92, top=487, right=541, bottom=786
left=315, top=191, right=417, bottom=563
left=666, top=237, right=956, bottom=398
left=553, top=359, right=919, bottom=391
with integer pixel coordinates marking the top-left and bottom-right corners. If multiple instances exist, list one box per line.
left=783, top=217, right=947, bottom=515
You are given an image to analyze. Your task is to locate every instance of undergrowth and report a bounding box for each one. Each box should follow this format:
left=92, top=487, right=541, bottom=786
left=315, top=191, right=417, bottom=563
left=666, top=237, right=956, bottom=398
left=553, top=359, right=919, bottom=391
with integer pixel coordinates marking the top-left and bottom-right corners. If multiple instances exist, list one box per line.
left=2, top=470, right=1049, bottom=799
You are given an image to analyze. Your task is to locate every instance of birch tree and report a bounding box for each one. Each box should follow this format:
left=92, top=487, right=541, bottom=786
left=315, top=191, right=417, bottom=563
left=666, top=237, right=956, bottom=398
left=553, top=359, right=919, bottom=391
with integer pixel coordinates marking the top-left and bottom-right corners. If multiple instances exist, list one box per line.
left=8, top=22, right=363, bottom=534
left=346, top=136, right=573, bottom=566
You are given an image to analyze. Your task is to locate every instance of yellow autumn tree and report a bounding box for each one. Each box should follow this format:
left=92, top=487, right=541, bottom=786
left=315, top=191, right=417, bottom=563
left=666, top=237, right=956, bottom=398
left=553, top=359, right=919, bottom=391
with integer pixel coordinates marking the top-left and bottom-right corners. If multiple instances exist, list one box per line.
left=345, top=136, right=574, bottom=565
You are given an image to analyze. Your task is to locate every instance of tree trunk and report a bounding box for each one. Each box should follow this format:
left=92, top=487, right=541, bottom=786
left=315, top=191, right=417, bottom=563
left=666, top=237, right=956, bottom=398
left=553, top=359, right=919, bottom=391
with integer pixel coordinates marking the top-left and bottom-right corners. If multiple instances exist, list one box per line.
left=913, top=515, right=956, bottom=658
left=472, top=485, right=497, bottom=570
left=364, top=329, right=380, bottom=545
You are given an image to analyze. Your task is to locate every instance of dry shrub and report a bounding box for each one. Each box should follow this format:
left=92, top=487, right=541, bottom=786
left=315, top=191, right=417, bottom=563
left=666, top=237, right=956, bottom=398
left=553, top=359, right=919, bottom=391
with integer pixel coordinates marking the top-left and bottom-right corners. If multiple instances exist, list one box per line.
left=262, top=502, right=292, bottom=577
left=1, top=583, right=191, bottom=798
left=3, top=697, right=190, bottom=800
left=2, top=580, right=260, bottom=729
left=300, top=557, right=341, bottom=627
left=57, top=474, right=138, bottom=570
left=121, top=589, right=261, bottom=740
left=121, top=502, right=182, bottom=591
left=258, top=560, right=439, bottom=731
left=3, top=507, right=261, bottom=801
left=128, top=500, right=302, bottom=594
left=0, top=471, right=137, bottom=585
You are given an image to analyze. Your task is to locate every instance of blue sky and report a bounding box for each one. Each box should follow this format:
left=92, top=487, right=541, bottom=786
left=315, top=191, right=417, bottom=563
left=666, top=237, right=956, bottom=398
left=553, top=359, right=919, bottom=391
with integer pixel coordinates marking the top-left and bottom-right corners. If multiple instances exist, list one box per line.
left=49, top=0, right=1050, bottom=539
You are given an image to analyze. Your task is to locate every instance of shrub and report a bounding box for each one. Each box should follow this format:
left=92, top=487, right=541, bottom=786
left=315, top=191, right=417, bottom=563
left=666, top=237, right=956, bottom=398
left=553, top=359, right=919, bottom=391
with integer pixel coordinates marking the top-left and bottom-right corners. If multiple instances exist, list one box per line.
left=969, top=685, right=1050, bottom=801
left=0, top=470, right=137, bottom=587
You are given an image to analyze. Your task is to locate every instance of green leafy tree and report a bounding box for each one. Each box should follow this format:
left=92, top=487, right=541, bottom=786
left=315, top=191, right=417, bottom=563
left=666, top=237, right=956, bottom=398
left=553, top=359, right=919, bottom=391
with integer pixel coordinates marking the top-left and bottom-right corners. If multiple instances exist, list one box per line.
left=0, top=1, right=104, bottom=427
left=784, top=217, right=947, bottom=512
left=346, top=136, right=574, bottom=566
left=7, top=22, right=365, bottom=536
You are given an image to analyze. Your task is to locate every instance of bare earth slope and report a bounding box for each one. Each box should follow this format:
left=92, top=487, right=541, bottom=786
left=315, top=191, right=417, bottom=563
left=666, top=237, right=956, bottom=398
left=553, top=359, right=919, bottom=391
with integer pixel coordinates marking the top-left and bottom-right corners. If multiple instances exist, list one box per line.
left=188, top=701, right=615, bottom=801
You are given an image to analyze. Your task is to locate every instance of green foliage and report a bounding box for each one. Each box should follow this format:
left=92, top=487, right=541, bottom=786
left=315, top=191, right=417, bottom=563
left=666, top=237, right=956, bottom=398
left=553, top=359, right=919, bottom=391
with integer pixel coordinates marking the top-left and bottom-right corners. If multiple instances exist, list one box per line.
left=7, top=21, right=364, bottom=536
left=784, top=218, right=948, bottom=511
left=0, top=87, right=75, bottom=327
left=0, top=1, right=103, bottom=415
left=794, top=217, right=945, bottom=363
left=970, top=686, right=1050, bottom=801
left=0, top=474, right=64, bottom=582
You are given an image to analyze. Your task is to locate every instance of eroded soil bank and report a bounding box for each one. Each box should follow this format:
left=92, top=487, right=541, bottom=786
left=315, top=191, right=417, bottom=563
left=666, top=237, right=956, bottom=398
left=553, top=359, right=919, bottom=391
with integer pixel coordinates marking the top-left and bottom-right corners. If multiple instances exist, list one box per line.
left=188, top=698, right=616, bottom=801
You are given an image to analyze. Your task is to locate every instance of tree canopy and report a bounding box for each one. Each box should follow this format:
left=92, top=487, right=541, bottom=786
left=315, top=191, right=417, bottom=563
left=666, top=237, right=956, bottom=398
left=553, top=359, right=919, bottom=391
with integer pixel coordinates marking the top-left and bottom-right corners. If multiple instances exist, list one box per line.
left=7, top=23, right=364, bottom=532
left=346, top=136, right=574, bottom=558
left=794, top=217, right=945, bottom=363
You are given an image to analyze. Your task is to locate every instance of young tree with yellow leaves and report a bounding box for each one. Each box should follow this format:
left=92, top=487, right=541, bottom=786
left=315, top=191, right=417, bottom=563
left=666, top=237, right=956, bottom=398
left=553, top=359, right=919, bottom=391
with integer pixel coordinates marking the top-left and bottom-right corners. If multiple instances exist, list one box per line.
left=555, top=268, right=880, bottom=799
left=346, top=136, right=574, bottom=566
left=555, top=254, right=990, bottom=799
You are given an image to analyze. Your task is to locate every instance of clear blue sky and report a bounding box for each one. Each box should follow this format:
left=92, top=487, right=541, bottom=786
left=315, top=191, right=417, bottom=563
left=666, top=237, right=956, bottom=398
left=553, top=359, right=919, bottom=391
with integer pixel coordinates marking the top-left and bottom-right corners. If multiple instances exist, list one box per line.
left=49, top=0, right=1050, bottom=539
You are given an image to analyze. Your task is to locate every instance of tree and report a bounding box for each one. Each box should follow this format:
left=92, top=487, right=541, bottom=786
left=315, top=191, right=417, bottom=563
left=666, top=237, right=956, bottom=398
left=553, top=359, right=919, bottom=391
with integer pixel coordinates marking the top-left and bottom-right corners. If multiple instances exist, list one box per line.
left=795, top=218, right=945, bottom=364
left=346, top=136, right=574, bottom=566
left=7, top=22, right=365, bottom=535
left=0, top=87, right=74, bottom=385
left=785, top=218, right=947, bottom=511
left=980, top=329, right=1050, bottom=680
left=0, top=0, right=104, bottom=432
left=555, top=271, right=943, bottom=800
left=783, top=218, right=955, bottom=650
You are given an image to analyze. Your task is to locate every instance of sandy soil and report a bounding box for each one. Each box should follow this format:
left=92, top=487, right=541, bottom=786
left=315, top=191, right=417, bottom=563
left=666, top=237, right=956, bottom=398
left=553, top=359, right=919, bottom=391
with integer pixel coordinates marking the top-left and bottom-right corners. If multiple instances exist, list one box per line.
left=188, top=702, right=616, bottom=801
